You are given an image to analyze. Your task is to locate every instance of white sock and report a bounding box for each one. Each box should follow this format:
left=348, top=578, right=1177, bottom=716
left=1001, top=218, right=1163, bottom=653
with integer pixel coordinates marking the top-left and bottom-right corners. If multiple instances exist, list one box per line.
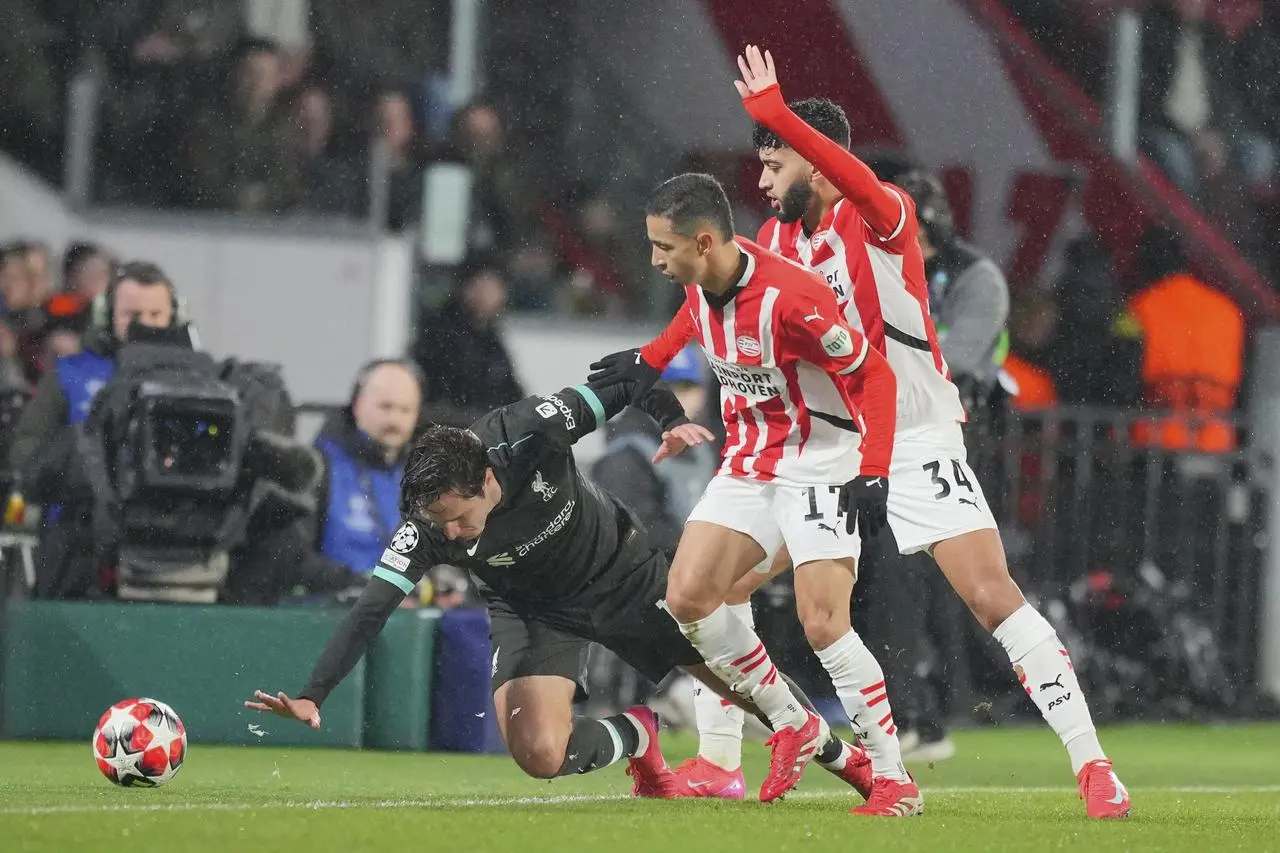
left=676, top=604, right=808, bottom=731
left=693, top=602, right=753, bottom=770
left=994, top=603, right=1106, bottom=776
left=813, top=629, right=908, bottom=781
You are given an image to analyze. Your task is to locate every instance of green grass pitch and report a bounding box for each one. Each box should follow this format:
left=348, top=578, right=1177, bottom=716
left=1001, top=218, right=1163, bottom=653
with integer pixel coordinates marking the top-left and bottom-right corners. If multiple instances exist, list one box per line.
left=3, top=723, right=1278, bottom=852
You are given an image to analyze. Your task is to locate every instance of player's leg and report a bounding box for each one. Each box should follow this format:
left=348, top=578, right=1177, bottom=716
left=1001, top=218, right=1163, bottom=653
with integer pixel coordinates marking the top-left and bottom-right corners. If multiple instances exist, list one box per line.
left=601, top=592, right=866, bottom=800
left=488, top=602, right=673, bottom=791
left=679, top=663, right=871, bottom=799
left=605, top=534, right=839, bottom=802
left=931, top=527, right=1126, bottom=817
left=892, top=426, right=1126, bottom=817
left=687, top=550, right=787, bottom=775
left=664, top=477, right=813, bottom=739
left=776, top=483, right=923, bottom=817
left=682, top=549, right=873, bottom=797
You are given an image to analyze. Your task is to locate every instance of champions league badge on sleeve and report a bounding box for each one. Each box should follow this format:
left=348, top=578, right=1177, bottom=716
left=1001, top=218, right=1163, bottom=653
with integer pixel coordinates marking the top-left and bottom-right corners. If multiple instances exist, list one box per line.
left=389, top=521, right=420, bottom=554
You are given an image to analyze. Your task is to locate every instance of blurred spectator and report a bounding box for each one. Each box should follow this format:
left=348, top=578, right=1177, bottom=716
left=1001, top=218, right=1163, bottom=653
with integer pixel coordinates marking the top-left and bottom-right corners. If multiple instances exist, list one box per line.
left=1126, top=226, right=1244, bottom=451
left=1, top=241, right=52, bottom=312
left=61, top=242, right=113, bottom=302
left=310, top=0, right=447, bottom=90
left=35, top=292, right=91, bottom=366
left=505, top=239, right=563, bottom=311
left=1048, top=234, right=1143, bottom=406
left=95, top=0, right=243, bottom=205
left=313, top=360, right=423, bottom=578
left=20, top=242, right=52, bottom=306
left=376, top=86, right=427, bottom=230
left=574, top=189, right=649, bottom=316
left=289, top=84, right=363, bottom=216
left=0, top=1, right=64, bottom=181
left=1139, top=0, right=1275, bottom=198
left=451, top=101, right=539, bottom=257
left=185, top=37, right=300, bottom=212
left=0, top=318, right=26, bottom=391
left=590, top=346, right=716, bottom=560
left=411, top=263, right=524, bottom=423
left=1004, top=289, right=1061, bottom=412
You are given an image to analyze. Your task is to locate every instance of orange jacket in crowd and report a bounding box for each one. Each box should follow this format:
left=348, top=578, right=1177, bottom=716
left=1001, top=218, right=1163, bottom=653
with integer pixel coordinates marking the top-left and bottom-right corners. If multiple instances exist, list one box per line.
left=1003, top=352, right=1058, bottom=412
left=1126, top=272, right=1244, bottom=452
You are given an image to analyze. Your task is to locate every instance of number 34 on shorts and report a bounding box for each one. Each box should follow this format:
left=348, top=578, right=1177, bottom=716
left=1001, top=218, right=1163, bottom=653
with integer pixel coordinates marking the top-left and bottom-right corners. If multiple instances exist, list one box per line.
left=889, top=456, right=997, bottom=555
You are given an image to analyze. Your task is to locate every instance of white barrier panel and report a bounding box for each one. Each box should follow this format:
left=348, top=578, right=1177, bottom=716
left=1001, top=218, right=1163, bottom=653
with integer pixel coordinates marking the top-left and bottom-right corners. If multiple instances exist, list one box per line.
left=0, top=154, right=416, bottom=406
left=1247, top=327, right=1280, bottom=699
left=501, top=316, right=663, bottom=465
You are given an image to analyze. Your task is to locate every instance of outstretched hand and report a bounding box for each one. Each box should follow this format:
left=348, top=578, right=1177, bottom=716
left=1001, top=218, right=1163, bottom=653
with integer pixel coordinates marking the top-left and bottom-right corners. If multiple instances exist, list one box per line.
left=734, top=44, right=779, bottom=99
left=653, top=422, right=716, bottom=463
left=245, top=690, right=321, bottom=729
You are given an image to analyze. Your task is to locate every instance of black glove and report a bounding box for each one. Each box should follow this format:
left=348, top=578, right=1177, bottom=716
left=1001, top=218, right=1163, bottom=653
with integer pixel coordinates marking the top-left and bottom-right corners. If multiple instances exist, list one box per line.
left=588, top=348, right=662, bottom=396
left=839, top=475, right=888, bottom=540
left=637, top=386, right=690, bottom=432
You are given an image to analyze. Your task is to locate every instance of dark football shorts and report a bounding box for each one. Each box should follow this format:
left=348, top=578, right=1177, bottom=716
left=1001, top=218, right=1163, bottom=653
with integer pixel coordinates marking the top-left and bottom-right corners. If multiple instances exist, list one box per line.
left=485, top=531, right=703, bottom=698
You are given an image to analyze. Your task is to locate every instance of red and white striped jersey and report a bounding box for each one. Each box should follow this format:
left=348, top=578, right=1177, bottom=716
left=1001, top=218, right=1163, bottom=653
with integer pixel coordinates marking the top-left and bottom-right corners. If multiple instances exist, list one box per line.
left=744, top=83, right=965, bottom=430
left=641, top=238, right=897, bottom=486
left=761, top=196, right=964, bottom=430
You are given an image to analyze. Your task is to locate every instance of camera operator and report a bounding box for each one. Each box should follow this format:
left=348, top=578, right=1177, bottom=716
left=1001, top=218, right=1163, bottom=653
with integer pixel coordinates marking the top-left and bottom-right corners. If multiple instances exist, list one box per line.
left=8, top=261, right=182, bottom=597
left=898, top=171, right=1011, bottom=422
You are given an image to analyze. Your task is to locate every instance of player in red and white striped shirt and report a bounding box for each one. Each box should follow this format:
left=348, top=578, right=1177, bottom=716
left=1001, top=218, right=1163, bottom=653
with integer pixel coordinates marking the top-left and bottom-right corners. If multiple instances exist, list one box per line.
left=590, top=172, right=914, bottom=808
left=667, top=46, right=1123, bottom=819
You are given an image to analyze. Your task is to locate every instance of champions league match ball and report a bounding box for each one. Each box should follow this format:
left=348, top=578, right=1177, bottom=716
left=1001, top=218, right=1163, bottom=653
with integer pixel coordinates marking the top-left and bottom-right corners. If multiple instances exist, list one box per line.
left=92, top=698, right=188, bottom=787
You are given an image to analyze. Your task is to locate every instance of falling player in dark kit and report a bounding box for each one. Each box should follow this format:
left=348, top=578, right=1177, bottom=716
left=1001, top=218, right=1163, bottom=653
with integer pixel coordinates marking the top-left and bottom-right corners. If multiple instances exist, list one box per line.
left=247, top=375, right=871, bottom=798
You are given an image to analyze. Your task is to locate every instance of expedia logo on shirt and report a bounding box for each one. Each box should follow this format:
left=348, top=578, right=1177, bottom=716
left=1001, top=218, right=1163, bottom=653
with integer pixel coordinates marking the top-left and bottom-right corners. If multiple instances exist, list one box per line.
left=537, top=393, right=575, bottom=431
left=708, top=357, right=782, bottom=401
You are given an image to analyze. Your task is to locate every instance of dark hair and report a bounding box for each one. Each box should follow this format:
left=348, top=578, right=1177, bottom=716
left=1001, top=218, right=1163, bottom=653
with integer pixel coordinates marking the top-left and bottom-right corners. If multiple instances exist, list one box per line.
left=113, top=260, right=172, bottom=290
left=753, top=98, right=851, bottom=151
left=399, top=425, right=488, bottom=516
left=63, top=241, right=107, bottom=280
left=860, top=149, right=918, bottom=184
left=645, top=173, right=735, bottom=240
left=897, top=170, right=955, bottom=247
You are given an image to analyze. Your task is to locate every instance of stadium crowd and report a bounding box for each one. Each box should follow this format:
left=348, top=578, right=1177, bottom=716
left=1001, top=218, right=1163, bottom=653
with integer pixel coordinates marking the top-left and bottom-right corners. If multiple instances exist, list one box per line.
left=0, top=2, right=1266, bottom=744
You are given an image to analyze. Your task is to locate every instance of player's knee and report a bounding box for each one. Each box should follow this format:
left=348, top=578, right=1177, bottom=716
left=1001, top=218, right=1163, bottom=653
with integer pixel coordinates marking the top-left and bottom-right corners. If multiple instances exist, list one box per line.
left=965, top=579, right=1023, bottom=633
left=664, top=583, right=712, bottom=623
left=509, top=733, right=568, bottom=779
left=797, top=603, right=849, bottom=650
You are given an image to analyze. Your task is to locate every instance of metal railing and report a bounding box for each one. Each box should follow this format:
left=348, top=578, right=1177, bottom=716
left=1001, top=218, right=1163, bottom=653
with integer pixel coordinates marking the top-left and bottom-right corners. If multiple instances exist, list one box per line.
left=970, top=406, right=1267, bottom=689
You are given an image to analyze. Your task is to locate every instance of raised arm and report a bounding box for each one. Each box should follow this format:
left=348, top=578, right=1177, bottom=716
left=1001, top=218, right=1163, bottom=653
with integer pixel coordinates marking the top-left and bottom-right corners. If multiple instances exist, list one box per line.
left=736, top=45, right=906, bottom=242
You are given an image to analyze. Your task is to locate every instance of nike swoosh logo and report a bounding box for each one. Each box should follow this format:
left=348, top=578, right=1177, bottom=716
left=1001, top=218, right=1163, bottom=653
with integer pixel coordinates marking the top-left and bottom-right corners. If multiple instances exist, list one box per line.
left=687, top=780, right=717, bottom=791
left=466, top=540, right=480, bottom=556
left=1107, top=772, right=1128, bottom=805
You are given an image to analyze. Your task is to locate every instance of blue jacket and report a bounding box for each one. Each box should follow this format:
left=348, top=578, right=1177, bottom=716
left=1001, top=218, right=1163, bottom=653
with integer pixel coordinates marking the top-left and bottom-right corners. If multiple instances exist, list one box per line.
left=314, top=415, right=404, bottom=575
left=56, top=351, right=115, bottom=424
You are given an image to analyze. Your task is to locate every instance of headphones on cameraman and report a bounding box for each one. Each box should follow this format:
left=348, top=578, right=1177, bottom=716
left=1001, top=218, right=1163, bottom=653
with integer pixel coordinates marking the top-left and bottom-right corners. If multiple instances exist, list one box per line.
left=90, top=261, right=188, bottom=332
left=897, top=170, right=956, bottom=248
left=348, top=358, right=428, bottom=409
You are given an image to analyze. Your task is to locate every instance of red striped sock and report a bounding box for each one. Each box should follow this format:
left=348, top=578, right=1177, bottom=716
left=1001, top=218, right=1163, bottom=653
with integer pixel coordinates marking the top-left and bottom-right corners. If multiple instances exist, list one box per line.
left=814, top=630, right=907, bottom=780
